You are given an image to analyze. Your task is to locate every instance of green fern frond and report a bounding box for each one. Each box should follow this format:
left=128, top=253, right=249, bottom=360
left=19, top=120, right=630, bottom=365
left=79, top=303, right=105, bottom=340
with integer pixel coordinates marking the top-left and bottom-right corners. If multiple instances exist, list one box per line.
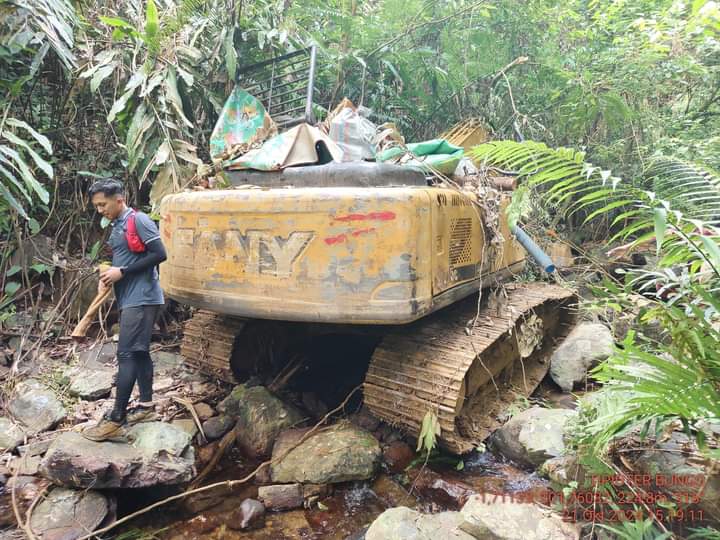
left=644, top=157, right=720, bottom=223
left=472, top=140, right=622, bottom=225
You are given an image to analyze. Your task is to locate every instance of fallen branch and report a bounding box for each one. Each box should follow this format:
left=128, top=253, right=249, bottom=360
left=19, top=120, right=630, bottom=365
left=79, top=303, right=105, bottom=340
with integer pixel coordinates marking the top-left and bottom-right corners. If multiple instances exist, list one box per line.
left=172, top=396, right=207, bottom=444
left=10, top=466, right=42, bottom=540
left=188, top=424, right=239, bottom=490
left=70, top=385, right=362, bottom=540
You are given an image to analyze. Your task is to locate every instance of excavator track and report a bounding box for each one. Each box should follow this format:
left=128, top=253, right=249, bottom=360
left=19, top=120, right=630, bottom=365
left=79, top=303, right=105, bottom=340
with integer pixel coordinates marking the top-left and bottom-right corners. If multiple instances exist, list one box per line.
left=181, top=310, right=246, bottom=383
left=363, top=282, right=576, bottom=454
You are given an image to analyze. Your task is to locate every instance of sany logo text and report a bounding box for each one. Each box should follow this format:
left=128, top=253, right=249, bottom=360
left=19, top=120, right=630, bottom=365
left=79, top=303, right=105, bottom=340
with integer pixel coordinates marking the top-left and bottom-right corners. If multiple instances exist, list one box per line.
left=176, top=229, right=314, bottom=278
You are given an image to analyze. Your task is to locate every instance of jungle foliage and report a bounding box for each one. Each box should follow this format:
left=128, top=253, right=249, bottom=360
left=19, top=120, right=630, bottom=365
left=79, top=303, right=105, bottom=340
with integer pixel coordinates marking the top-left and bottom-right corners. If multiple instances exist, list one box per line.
left=1, top=0, right=719, bottom=511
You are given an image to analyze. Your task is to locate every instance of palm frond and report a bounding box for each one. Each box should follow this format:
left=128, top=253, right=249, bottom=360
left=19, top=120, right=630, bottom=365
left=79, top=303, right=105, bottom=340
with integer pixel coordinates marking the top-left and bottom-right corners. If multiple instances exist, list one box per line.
left=644, top=156, right=720, bottom=224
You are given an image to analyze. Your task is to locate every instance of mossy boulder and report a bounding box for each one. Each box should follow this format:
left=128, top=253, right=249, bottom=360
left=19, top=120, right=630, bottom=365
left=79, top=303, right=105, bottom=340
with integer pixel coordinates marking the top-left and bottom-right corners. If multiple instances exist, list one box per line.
left=218, top=384, right=304, bottom=458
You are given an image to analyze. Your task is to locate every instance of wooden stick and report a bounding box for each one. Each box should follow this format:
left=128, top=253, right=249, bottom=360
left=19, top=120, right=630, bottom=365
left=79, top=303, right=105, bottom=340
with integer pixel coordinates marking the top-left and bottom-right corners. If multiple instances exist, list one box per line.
left=188, top=424, right=239, bottom=490
left=71, top=287, right=112, bottom=339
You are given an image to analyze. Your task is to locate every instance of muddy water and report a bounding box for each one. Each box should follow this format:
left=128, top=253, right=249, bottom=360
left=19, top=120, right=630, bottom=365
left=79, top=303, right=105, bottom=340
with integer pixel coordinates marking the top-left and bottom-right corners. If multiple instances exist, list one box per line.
left=112, top=382, right=579, bottom=539
left=121, top=446, right=549, bottom=540
left=0, top=384, right=571, bottom=537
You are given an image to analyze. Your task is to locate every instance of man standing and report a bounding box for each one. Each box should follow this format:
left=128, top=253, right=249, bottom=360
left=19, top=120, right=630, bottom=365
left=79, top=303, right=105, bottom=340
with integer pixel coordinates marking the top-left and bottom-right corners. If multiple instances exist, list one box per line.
left=82, top=178, right=167, bottom=442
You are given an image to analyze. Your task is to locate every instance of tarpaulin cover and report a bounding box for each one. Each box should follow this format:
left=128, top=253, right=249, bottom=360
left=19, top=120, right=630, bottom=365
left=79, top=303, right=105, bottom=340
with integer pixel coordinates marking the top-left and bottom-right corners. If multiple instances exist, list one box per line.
left=209, top=87, right=277, bottom=160
left=226, top=123, right=344, bottom=171
left=377, top=139, right=464, bottom=175
left=326, top=98, right=377, bottom=161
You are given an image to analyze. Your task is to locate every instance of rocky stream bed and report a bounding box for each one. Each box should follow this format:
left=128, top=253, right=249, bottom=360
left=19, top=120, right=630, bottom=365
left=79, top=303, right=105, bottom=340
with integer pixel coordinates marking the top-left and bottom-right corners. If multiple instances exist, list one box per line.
left=1, top=321, right=718, bottom=540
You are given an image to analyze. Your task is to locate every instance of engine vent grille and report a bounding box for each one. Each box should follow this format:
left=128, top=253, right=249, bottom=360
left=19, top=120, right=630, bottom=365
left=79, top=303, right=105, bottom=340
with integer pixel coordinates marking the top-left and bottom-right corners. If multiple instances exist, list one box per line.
left=449, top=218, right=473, bottom=266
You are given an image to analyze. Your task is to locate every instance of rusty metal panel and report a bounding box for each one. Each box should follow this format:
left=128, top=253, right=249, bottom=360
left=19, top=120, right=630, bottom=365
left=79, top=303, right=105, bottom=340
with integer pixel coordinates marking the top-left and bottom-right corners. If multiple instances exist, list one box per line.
left=160, top=187, right=433, bottom=324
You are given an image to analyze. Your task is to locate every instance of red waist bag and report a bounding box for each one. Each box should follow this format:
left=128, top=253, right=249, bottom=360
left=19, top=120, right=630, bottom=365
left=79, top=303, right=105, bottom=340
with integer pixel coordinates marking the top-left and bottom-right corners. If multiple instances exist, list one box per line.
left=126, top=210, right=146, bottom=253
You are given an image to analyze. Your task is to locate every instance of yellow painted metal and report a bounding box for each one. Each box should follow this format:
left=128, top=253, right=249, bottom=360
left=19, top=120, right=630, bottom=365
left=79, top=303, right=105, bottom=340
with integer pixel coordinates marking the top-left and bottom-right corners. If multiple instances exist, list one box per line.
left=440, top=118, right=490, bottom=151
left=160, top=186, right=526, bottom=324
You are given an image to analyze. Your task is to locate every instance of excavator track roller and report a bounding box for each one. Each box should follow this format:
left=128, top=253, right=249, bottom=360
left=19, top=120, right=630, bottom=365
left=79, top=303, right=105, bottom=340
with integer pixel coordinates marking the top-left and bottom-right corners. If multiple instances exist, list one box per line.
left=363, top=282, right=576, bottom=454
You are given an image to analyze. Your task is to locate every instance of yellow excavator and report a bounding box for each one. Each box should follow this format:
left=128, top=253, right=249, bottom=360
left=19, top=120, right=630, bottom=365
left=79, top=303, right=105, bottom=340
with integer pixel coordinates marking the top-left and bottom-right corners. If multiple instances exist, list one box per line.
left=158, top=53, right=575, bottom=454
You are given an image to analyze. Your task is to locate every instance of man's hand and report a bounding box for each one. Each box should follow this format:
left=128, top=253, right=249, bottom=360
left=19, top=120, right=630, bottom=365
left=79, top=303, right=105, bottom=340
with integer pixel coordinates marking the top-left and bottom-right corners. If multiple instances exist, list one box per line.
left=99, top=266, right=123, bottom=287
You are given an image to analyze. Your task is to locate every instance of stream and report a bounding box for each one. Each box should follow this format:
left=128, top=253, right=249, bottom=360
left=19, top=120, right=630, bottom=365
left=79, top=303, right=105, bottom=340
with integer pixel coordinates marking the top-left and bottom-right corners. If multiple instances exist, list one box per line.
left=123, top=446, right=549, bottom=540
left=119, top=383, right=575, bottom=539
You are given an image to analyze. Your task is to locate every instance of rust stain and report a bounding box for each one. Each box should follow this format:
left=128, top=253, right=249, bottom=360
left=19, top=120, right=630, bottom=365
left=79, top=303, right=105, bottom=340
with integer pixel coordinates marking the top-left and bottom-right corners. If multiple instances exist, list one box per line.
left=333, top=211, right=396, bottom=222
left=161, top=214, right=172, bottom=239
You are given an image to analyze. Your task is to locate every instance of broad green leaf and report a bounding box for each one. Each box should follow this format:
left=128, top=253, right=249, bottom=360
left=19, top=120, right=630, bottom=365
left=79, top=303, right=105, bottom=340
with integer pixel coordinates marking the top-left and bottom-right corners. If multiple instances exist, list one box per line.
left=165, top=68, right=193, bottom=128
left=5, top=118, right=52, bottom=154
left=224, top=32, right=237, bottom=81
left=4, top=281, right=21, bottom=296
left=145, top=0, right=159, bottom=44
left=90, top=62, right=117, bottom=92
left=0, top=183, right=27, bottom=218
left=99, top=16, right=136, bottom=30
left=0, top=145, right=49, bottom=203
left=107, top=88, right=135, bottom=123
left=654, top=207, right=667, bottom=256
left=30, top=263, right=48, bottom=274
left=701, top=236, right=720, bottom=271
left=1, top=132, right=53, bottom=179
left=6, top=265, right=21, bottom=276
left=0, top=162, right=31, bottom=201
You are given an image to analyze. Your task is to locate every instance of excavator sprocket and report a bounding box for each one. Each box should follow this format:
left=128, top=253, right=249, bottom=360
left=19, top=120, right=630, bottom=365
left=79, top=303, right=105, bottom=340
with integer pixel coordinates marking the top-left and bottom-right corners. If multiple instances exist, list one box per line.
left=363, top=282, right=576, bottom=454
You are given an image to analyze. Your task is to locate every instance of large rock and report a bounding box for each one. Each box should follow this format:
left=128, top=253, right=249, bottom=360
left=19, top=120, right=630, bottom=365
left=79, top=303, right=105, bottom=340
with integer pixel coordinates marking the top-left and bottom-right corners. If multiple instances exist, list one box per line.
left=631, top=431, right=720, bottom=521
left=8, top=380, right=67, bottom=434
left=29, top=487, right=108, bottom=540
left=491, top=406, right=576, bottom=468
left=202, top=415, right=236, bottom=440
left=40, top=422, right=195, bottom=488
left=67, top=368, right=114, bottom=400
left=550, top=323, right=614, bottom=391
left=460, top=494, right=580, bottom=539
left=540, top=453, right=587, bottom=487
left=0, top=417, right=26, bottom=451
left=78, top=342, right=117, bottom=367
left=218, top=384, right=304, bottom=457
left=271, top=422, right=381, bottom=484
left=366, top=507, right=474, bottom=540
left=152, top=350, right=185, bottom=372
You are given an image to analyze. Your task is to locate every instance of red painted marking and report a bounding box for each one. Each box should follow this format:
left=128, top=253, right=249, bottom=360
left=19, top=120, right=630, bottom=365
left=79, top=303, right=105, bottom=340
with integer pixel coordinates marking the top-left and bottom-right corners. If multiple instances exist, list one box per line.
left=333, top=211, right=396, bottom=222
left=324, top=234, right=347, bottom=245
left=351, top=227, right=376, bottom=237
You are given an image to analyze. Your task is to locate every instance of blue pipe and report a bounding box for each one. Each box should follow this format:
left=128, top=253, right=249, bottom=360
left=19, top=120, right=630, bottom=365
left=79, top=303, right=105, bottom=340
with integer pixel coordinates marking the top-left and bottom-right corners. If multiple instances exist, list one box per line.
left=510, top=225, right=556, bottom=273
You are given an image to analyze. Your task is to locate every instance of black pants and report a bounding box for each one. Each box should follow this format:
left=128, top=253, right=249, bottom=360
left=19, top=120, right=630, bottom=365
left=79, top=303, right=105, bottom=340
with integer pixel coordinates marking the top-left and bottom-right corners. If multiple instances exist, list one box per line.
left=111, top=305, right=160, bottom=422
